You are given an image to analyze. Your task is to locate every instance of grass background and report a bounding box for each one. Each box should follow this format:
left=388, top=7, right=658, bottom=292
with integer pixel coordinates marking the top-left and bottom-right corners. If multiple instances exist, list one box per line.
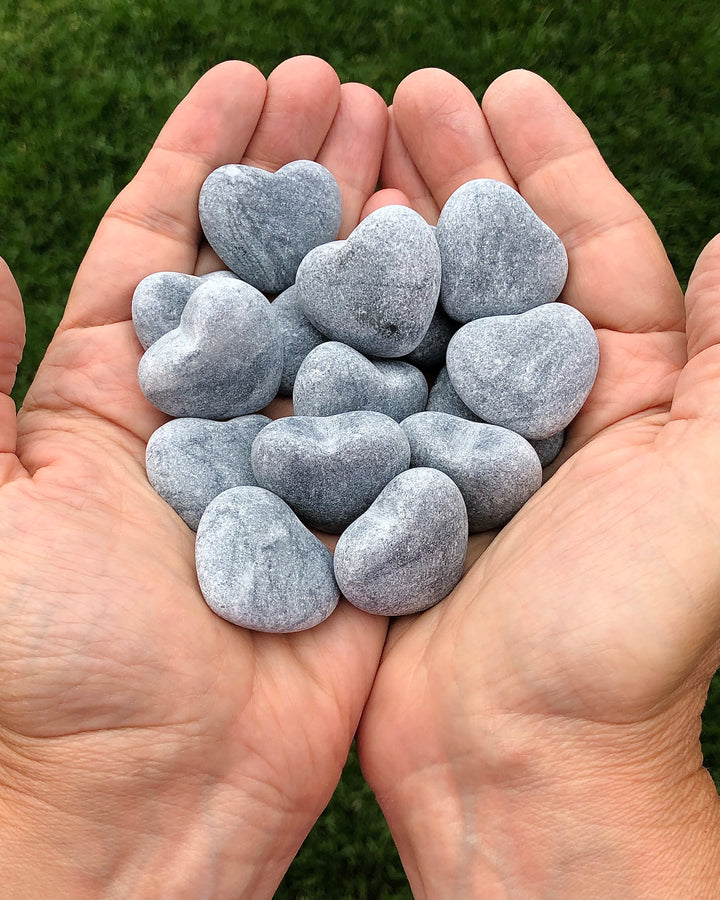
left=0, top=0, right=717, bottom=895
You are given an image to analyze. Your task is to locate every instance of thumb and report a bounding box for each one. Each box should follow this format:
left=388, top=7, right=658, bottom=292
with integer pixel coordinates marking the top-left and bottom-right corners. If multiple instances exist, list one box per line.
left=0, top=257, right=26, bottom=483
left=670, top=234, right=720, bottom=424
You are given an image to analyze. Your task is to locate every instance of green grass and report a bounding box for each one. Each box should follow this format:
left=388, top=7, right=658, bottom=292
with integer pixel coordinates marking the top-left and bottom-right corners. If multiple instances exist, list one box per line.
left=0, top=0, right=718, bottom=894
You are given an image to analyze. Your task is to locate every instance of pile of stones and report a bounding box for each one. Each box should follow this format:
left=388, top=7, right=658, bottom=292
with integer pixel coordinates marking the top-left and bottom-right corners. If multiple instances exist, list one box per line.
left=133, top=161, right=599, bottom=632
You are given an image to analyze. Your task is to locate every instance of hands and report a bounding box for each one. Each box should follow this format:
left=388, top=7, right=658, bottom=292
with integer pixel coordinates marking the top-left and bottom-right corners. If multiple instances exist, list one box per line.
left=359, top=68, right=720, bottom=899
left=0, top=58, right=717, bottom=900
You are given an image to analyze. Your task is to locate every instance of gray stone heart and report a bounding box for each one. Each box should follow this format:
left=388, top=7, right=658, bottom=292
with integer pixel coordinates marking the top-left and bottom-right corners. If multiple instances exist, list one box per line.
left=251, top=411, right=411, bottom=533
left=199, top=160, right=342, bottom=293
left=293, top=341, right=428, bottom=422
left=195, top=486, right=339, bottom=633
left=137, top=278, right=283, bottom=419
left=145, top=415, right=270, bottom=530
left=436, top=178, right=568, bottom=322
left=445, top=303, right=599, bottom=440
left=270, top=284, right=326, bottom=396
left=333, top=467, right=468, bottom=616
left=296, top=205, right=441, bottom=358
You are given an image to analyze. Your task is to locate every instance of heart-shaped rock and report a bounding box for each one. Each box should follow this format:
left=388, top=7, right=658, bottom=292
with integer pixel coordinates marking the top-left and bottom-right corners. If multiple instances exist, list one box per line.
left=334, top=467, right=468, bottom=616
left=270, top=284, right=326, bottom=396
left=132, top=270, right=237, bottom=349
left=145, top=415, right=270, bottom=530
left=436, top=178, right=568, bottom=322
left=251, top=411, right=411, bottom=533
left=137, top=278, right=283, bottom=419
left=199, top=160, right=342, bottom=293
left=401, top=412, right=542, bottom=532
left=293, top=341, right=428, bottom=421
left=296, top=205, right=441, bottom=358
left=195, top=486, right=339, bottom=633
left=445, top=303, right=599, bottom=439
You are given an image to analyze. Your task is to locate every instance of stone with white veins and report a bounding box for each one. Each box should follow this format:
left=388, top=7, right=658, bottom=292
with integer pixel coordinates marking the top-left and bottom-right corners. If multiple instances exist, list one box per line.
left=436, top=178, right=568, bottom=322
left=401, top=412, right=542, bottom=532
left=251, top=411, right=411, bottom=533
left=297, top=205, right=441, bottom=358
left=132, top=270, right=238, bottom=349
left=445, top=303, right=599, bottom=440
left=199, top=160, right=342, bottom=293
left=137, top=278, right=282, bottom=419
left=145, top=415, right=270, bottom=530
left=195, top=486, right=339, bottom=633
left=293, top=341, right=428, bottom=422
left=270, top=284, right=326, bottom=396
left=334, top=467, right=468, bottom=616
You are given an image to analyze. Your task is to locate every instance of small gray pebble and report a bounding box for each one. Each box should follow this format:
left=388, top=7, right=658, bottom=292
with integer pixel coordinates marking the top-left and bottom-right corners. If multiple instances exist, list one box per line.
left=297, top=205, right=441, bottom=358
left=195, top=486, right=339, bottom=633
left=270, top=284, right=326, bottom=395
left=436, top=178, right=568, bottom=322
left=251, top=411, right=411, bottom=533
left=529, top=430, right=565, bottom=467
left=445, top=303, right=599, bottom=440
left=293, top=341, right=428, bottom=422
left=334, top=467, right=468, bottom=616
left=137, top=278, right=283, bottom=419
left=146, top=415, right=270, bottom=530
left=132, top=270, right=237, bottom=349
left=426, top=366, right=480, bottom=421
left=402, top=305, right=458, bottom=369
left=199, top=160, right=342, bottom=293
left=401, top=412, right=542, bottom=532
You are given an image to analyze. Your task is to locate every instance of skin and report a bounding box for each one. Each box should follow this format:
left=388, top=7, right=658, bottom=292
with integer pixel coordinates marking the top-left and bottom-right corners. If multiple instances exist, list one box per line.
left=0, top=58, right=717, bottom=898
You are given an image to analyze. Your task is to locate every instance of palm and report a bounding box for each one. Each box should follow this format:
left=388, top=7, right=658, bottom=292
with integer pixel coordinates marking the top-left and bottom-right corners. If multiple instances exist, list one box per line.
left=359, top=69, right=718, bottom=804
left=0, top=58, right=388, bottom=898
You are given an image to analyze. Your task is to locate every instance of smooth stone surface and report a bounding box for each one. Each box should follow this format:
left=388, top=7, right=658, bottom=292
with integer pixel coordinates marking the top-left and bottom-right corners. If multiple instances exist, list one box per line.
left=297, top=205, right=441, bottom=357
left=401, top=412, right=542, bottom=532
left=270, top=284, right=326, bottom=395
left=334, top=467, right=468, bottom=616
left=132, top=270, right=237, bottom=349
left=530, top=430, right=565, bottom=467
left=436, top=178, right=568, bottom=322
left=138, top=279, right=283, bottom=419
left=195, top=486, right=339, bottom=633
left=251, top=411, right=411, bottom=533
left=199, top=160, right=342, bottom=293
left=426, top=366, right=480, bottom=421
left=402, top=306, right=457, bottom=369
left=293, top=341, right=428, bottom=421
left=446, top=303, right=599, bottom=440
left=146, top=415, right=270, bottom=530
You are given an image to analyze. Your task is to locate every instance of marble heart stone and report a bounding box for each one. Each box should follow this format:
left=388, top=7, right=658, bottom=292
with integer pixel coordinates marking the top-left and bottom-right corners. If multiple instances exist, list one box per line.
left=145, top=415, right=269, bottom=530
left=293, top=341, right=428, bottom=422
left=132, top=270, right=237, bottom=349
left=195, top=486, right=339, bottom=633
left=199, top=160, right=342, bottom=293
left=251, top=411, right=410, bottom=533
left=445, top=303, right=599, bottom=440
left=270, top=284, right=326, bottom=396
left=137, top=278, right=282, bottom=419
left=334, top=467, right=468, bottom=616
left=296, top=205, right=441, bottom=358
left=436, top=178, right=568, bottom=322
left=401, top=412, right=542, bottom=532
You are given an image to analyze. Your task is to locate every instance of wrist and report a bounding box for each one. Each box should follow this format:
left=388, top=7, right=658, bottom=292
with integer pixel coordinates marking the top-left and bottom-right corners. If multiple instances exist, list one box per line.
left=365, top=688, right=719, bottom=899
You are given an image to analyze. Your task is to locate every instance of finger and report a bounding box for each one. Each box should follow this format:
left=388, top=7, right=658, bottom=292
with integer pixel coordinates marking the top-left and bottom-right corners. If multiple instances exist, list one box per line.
left=61, top=61, right=267, bottom=331
left=669, top=234, right=720, bottom=424
left=0, top=258, right=28, bottom=483
left=481, top=69, right=685, bottom=333
left=360, top=188, right=411, bottom=220
left=391, top=68, right=515, bottom=211
left=316, top=81, right=388, bottom=238
left=380, top=107, right=440, bottom=224
left=241, top=55, right=341, bottom=170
